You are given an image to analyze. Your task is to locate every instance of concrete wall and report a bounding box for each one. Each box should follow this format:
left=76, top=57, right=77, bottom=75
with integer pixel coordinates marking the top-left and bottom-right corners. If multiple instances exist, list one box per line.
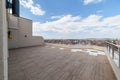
left=0, top=0, right=8, bottom=80
left=8, top=15, right=44, bottom=49
left=9, top=14, right=19, bottom=29
left=8, top=29, right=19, bottom=48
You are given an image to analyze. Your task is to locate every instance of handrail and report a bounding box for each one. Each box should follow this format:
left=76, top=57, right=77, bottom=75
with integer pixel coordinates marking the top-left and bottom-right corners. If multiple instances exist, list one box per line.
left=106, top=42, right=120, bottom=68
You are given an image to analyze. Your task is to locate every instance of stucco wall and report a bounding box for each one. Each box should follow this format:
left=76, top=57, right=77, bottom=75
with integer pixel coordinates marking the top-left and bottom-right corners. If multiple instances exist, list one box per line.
left=8, top=15, right=44, bottom=49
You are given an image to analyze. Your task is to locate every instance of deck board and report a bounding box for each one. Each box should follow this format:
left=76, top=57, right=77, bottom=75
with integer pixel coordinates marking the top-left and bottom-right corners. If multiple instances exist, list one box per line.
left=8, top=46, right=117, bottom=80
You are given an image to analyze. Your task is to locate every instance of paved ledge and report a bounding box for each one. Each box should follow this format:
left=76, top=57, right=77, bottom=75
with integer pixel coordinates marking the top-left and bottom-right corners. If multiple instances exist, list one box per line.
left=46, top=43, right=105, bottom=51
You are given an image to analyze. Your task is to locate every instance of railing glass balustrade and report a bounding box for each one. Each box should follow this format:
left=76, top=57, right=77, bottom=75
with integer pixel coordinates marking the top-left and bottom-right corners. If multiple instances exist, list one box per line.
left=106, top=42, right=120, bottom=67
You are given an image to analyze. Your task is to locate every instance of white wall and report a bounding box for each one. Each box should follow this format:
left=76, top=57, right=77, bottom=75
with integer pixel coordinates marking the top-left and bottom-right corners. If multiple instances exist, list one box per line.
left=8, top=29, right=19, bottom=48
left=9, top=14, right=19, bottom=29
left=0, top=0, right=8, bottom=80
left=8, top=15, right=44, bottom=49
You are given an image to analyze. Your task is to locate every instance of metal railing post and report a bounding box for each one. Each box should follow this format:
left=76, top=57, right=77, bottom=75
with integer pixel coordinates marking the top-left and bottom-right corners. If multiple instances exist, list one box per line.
left=118, top=47, right=120, bottom=68
left=112, top=46, right=114, bottom=59
left=108, top=44, right=110, bottom=53
left=109, top=44, right=110, bottom=53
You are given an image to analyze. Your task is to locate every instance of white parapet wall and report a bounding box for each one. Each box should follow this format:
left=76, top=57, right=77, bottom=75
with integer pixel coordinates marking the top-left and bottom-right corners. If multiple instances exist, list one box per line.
left=8, top=15, right=44, bottom=49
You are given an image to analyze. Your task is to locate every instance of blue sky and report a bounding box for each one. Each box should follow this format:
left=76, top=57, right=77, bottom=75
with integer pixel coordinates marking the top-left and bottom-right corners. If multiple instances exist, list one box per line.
left=20, top=0, right=120, bottom=39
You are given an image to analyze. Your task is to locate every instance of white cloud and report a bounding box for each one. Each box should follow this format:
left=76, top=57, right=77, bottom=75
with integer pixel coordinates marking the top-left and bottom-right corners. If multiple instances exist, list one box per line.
left=51, top=15, right=63, bottom=19
left=83, top=0, right=102, bottom=5
left=102, top=15, right=120, bottom=27
left=33, top=15, right=82, bottom=34
left=20, top=0, right=45, bottom=16
left=33, top=14, right=120, bottom=37
left=96, top=10, right=103, bottom=14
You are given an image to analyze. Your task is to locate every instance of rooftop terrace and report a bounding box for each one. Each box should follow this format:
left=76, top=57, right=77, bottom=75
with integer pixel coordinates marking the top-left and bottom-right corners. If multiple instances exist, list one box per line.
left=8, top=44, right=117, bottom=80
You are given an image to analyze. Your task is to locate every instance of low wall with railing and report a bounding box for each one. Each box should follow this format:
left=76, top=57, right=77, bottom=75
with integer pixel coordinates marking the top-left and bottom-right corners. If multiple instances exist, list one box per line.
left=106, top=42, right=120, bottom=80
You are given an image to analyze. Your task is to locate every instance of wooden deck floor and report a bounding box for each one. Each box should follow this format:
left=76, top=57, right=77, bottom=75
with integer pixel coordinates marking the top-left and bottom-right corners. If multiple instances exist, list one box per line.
left=8, top=45, right=117, bottom=80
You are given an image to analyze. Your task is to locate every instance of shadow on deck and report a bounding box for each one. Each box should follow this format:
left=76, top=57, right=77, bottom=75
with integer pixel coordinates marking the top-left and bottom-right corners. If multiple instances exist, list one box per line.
left=8, top=45, right=117, bottom=80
